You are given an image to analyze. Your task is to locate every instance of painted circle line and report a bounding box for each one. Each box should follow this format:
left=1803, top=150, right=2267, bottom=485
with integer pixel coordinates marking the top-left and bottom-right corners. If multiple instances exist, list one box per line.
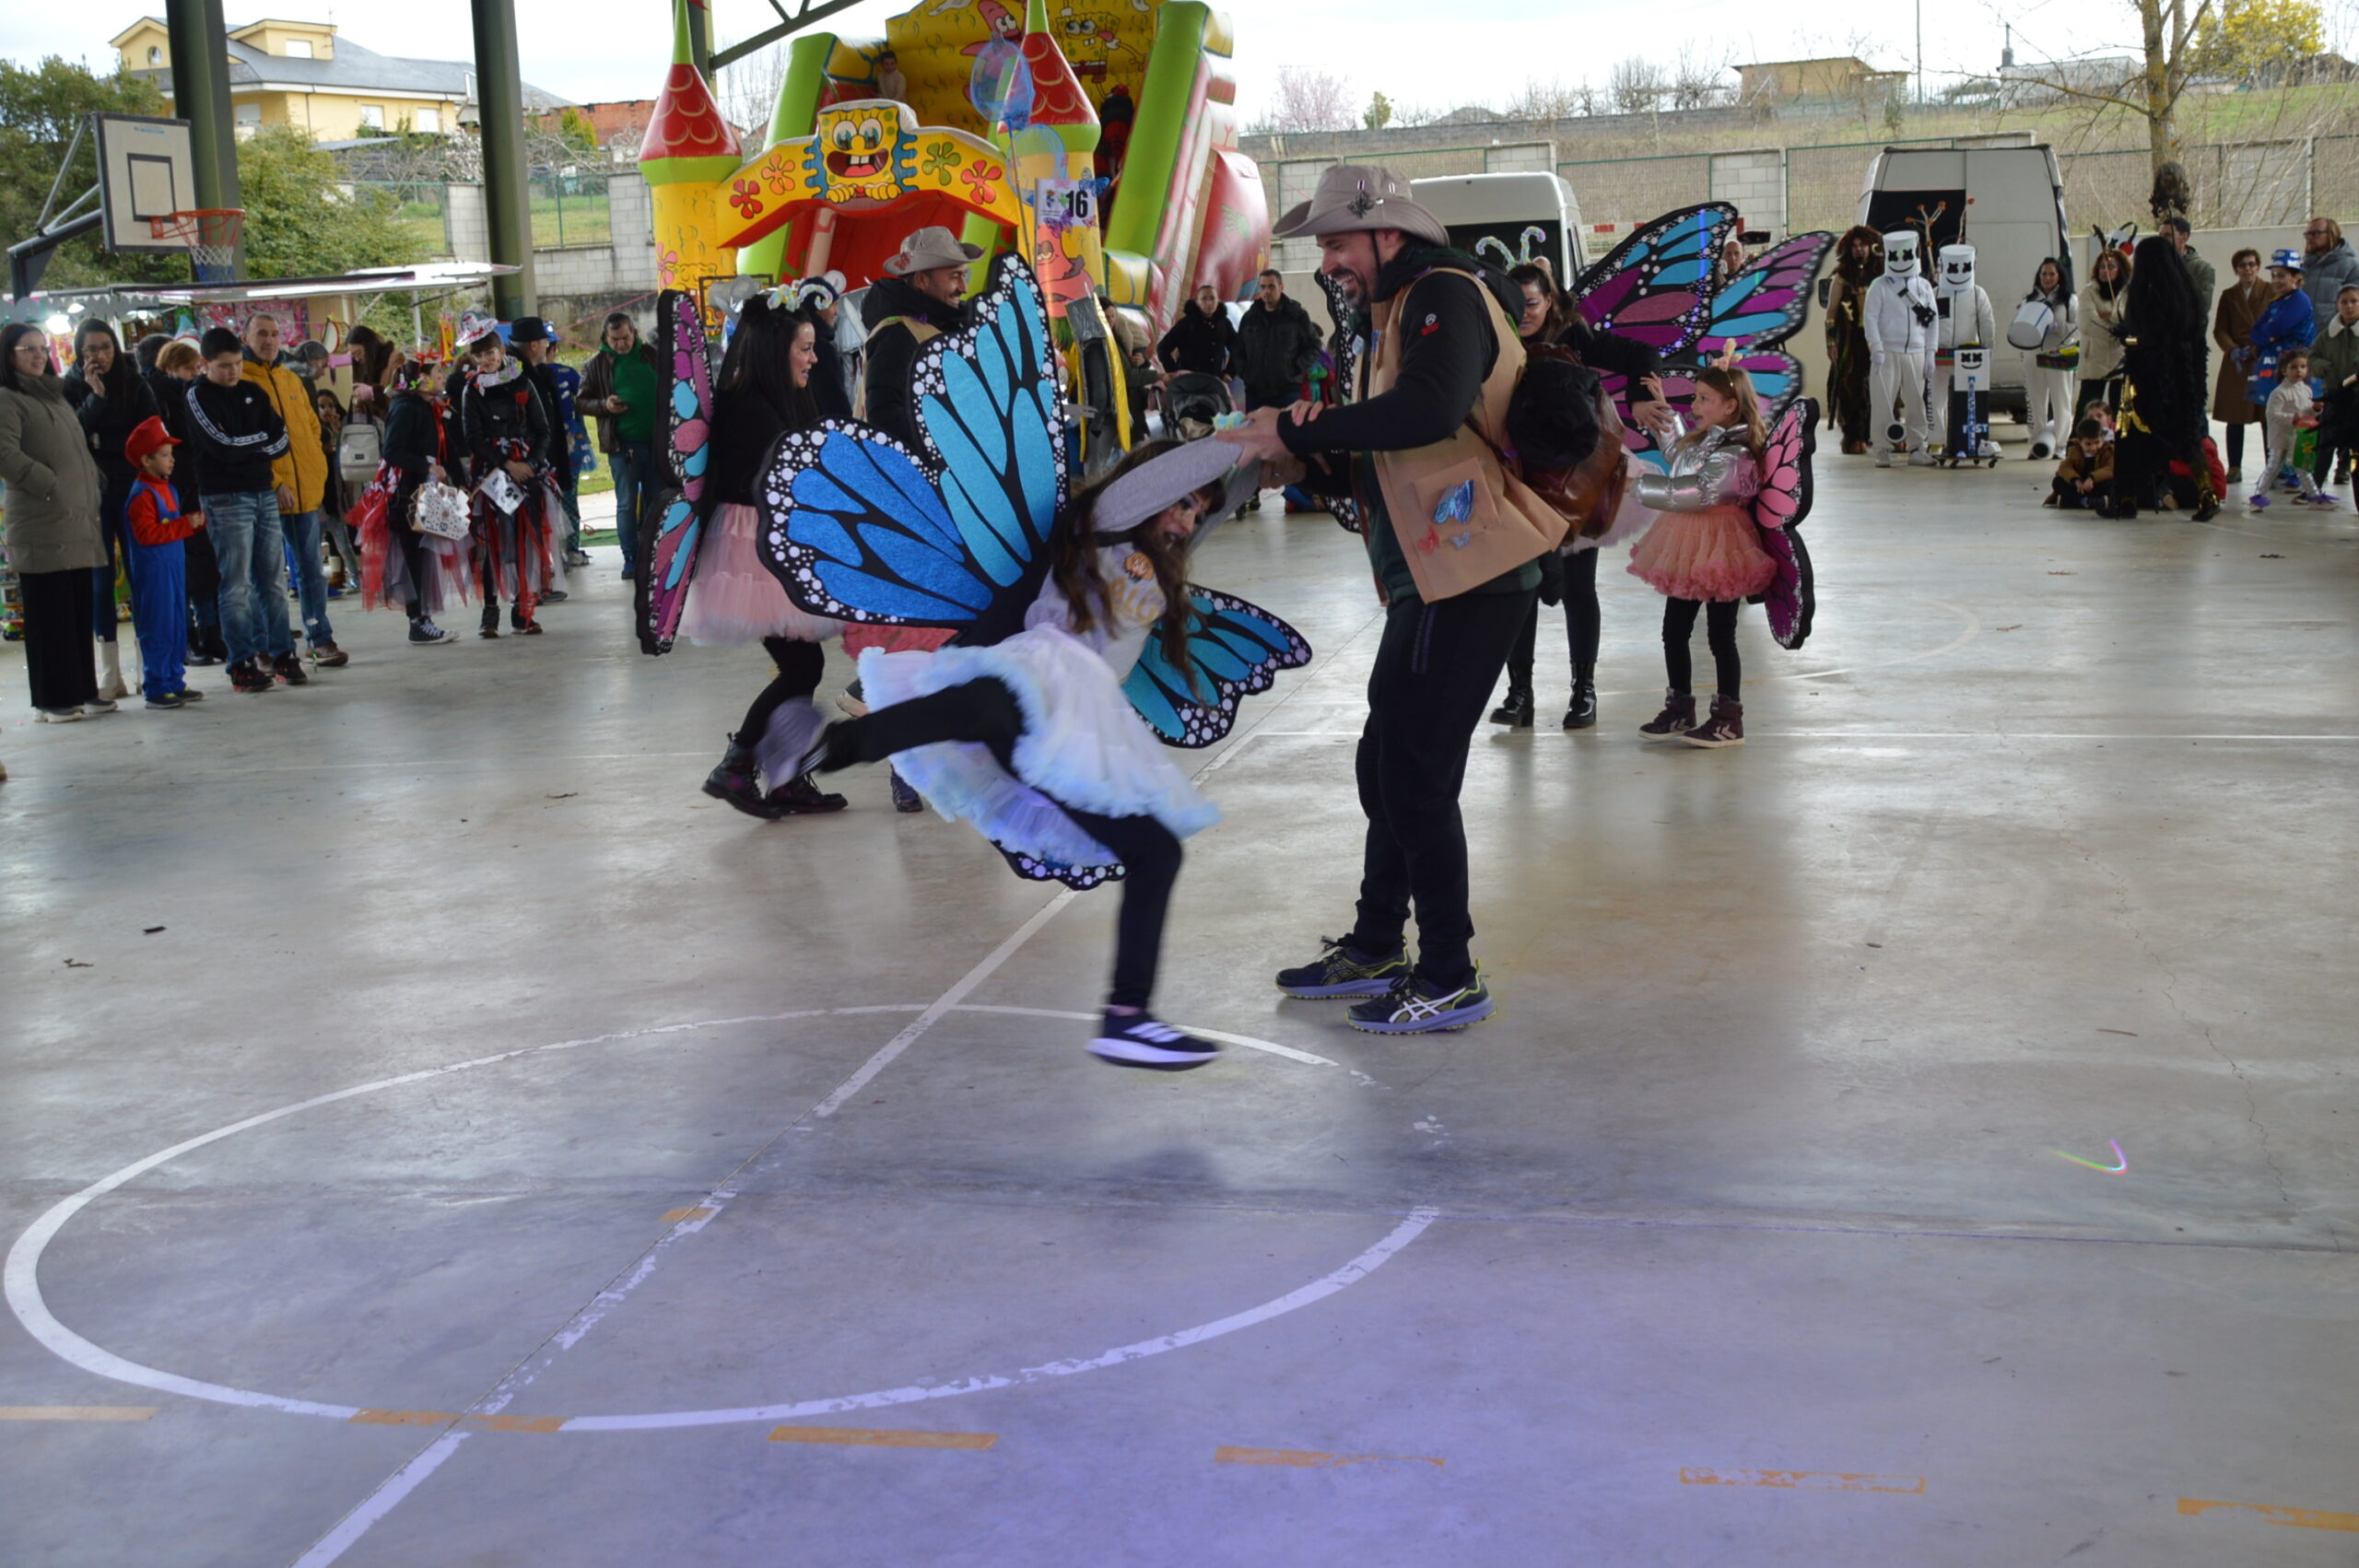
left=6, top=1005, right=1434, bottom=1432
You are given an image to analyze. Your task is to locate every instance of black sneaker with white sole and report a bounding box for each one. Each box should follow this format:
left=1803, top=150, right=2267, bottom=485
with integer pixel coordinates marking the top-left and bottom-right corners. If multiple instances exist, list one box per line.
left=1275, top=936, right=1413, bottom=999
left=1087, top=1012, right=1219, bottom=1071
left=1346, top=970, right=1496, bottom=1034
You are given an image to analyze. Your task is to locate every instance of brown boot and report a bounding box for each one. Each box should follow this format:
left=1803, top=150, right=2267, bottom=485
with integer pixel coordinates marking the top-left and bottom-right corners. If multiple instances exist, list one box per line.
left=1682, top=695, right=1745, bottom=748
left=1637, top=688, right=1696, bottom=739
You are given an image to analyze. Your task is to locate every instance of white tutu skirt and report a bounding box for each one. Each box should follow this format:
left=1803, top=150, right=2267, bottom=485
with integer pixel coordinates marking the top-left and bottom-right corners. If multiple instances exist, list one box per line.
left=860, top=623, right=1221, bottom=869
left=681, top=501, right=843, bottom=645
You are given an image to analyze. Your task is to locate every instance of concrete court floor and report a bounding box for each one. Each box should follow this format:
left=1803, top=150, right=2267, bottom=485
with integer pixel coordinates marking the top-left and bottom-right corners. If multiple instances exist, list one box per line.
left=3, top=442, right=2357, bottom=1568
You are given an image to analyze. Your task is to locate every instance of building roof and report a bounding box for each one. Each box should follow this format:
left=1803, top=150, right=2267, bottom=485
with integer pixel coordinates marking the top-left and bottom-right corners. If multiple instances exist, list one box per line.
left=119, top=18, right=572, bottom=111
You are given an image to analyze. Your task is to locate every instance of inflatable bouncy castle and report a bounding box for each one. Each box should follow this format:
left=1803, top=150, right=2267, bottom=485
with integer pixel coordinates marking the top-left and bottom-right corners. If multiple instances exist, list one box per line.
left=640, top=0, right=1268, bottom=343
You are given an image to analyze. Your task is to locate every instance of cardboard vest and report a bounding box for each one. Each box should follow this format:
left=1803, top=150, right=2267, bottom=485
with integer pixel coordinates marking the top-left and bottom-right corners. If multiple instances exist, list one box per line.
left=1363, top=269, right=1568, bottom=601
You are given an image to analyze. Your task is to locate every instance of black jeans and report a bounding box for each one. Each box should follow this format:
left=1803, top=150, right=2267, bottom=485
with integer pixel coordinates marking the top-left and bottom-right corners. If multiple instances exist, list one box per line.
left=825, top=677, right=1183, bottom=1010
left=740, top=638, right=826, bottom=740
left=1348, top=590, right=1534, bottom=988
left=1504, top=550, right=1601, bottom=691
left=1663, top=597, right=1740, bottom=697
left=2224, top=422, right=2247, bottom=470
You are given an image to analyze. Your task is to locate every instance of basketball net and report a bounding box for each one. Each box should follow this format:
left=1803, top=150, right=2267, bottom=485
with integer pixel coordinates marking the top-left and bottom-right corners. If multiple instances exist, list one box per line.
left=150, top=209, right=246, bottom=284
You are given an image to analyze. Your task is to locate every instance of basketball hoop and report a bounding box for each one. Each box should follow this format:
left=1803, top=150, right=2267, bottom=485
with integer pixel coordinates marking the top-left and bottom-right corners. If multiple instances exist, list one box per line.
left=149, top=208, right=245, bottom=284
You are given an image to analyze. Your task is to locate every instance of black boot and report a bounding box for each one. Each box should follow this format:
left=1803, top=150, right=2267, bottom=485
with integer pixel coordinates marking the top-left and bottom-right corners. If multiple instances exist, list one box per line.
left=1488, top=683, right=1535, bottom=728
left=1563, top=663, right=1598, bottom=730
left=702, top=734, right=779, bottom=818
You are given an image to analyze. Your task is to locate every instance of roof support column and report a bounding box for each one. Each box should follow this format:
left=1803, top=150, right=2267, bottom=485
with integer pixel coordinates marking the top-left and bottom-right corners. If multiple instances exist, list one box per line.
left=469, top=0, right=535, bottom=316
left=163, top=0, right=244, bottom=277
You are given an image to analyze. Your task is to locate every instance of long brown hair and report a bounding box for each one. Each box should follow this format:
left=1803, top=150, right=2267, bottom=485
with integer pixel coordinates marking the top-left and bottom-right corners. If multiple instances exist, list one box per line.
left=1685, top=365, right=1767, bottom=457
left=1048, top=439, right=1200, bottom=681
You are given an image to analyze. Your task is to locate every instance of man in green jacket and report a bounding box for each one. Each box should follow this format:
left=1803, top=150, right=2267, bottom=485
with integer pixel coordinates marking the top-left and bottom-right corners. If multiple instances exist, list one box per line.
left=576, top=311, right=661, bottom=579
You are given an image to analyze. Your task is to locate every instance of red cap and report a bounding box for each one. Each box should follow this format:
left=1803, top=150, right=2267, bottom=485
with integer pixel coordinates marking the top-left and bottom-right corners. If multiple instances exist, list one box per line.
left=125, top=415, right=181, bottom=466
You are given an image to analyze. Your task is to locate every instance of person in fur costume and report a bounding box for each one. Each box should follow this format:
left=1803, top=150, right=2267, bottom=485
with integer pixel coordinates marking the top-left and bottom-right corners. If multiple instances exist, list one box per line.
left=2114, top=232, right=2217, bottom=520
left=1824, top=226, right=1882, bottom=453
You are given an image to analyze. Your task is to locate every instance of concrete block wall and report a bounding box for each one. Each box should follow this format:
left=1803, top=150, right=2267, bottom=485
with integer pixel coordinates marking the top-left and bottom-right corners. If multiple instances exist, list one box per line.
left=447, top=182, right=488, bottom=262
left=1709, top=149, right=1787, bottom=237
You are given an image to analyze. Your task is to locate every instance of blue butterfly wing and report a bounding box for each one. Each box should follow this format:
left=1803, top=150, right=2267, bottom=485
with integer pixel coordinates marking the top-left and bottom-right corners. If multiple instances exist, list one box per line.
left=1122, top=587, right=1313, bottom=747
left=758, top=255, right=1066, bottom=631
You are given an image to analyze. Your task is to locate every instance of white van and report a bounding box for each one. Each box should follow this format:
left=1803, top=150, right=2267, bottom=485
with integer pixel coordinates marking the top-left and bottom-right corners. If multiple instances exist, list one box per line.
left=1859, top=144, right=2070, bottom=416
left=1283, top=172, right=1590, bottom=330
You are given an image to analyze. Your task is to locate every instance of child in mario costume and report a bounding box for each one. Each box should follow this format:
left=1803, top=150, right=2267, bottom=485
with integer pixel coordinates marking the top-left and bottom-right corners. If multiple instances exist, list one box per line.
left=123, top=414, right=207, bottom=708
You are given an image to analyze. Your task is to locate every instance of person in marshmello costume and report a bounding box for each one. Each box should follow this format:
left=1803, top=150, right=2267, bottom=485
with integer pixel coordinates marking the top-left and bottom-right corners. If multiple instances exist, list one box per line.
left=1931, top=242, right=2001, bottom=459
left=1866, top=230, right=1938, bottom=467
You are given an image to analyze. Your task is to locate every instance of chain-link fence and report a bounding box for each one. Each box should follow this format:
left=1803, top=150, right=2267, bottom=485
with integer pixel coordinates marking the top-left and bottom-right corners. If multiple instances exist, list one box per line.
left=530, top=170, right=612, bottom=250
left=357, top=181, right=456, bottom=259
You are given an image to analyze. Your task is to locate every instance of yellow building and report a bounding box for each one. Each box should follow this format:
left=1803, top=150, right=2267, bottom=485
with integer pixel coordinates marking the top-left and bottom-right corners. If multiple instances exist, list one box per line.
left=111, top=16, right=569, bottom=141
left=1733, top=56, right=1910, bottom=104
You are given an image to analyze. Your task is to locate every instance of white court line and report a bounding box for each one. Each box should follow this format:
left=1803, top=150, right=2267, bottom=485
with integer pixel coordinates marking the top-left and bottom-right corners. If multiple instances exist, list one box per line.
left=290, top=1433, right=472, bottom=1568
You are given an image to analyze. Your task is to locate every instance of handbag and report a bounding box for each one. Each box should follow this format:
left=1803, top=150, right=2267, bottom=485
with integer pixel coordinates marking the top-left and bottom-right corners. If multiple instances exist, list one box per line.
left=407, top=480, right=472, bottom=540
left=335, top=422, right=381, bottom=486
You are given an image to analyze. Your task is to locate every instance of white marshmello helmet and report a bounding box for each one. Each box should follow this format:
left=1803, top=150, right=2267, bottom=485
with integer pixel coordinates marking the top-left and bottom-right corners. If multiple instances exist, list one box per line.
left=1883, top=230, right=1921, bottom=278
left=1938, top=243, right=1978, bottom=291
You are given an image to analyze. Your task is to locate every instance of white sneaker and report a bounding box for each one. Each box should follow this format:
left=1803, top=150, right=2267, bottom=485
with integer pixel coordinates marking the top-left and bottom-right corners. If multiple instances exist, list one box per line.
left=37, top=707, right=85, bottom=722
left=1908, top=450, right=1938, bottom=467
left=1873, top=450, right=1893, bottom=468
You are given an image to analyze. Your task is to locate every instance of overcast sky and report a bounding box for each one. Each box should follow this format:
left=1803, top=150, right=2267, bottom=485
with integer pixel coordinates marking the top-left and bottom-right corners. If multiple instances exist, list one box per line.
left=8, top=0, right=2353, bottom=128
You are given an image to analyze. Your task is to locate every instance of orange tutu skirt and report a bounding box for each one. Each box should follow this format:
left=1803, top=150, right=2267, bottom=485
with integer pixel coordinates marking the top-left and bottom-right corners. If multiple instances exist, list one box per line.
left=1625, top=503, right=1776, bottom=602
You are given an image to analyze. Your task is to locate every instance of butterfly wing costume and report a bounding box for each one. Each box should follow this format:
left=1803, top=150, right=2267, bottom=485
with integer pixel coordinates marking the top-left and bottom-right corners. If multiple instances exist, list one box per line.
left=634, top=289, right=717, bottom=655
left=1747, top=397, right=1819, bottom=649
left=757, top=255, right=1312, bottom=888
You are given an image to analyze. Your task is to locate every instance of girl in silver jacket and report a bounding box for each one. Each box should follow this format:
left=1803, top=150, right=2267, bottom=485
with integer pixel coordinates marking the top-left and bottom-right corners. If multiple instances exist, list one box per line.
left=1625, top=365, right=1777, bottom=747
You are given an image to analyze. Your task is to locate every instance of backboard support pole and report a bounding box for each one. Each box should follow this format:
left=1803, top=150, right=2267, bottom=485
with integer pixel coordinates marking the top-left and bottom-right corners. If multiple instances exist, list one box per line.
left=164, top=0, right=243, bottom=277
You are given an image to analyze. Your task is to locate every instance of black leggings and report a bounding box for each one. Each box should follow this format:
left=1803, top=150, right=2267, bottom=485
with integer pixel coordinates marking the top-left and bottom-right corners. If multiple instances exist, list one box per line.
left=823, top=677, right=1183, bottom=1010
left=740, top=638, right=826, bottom=740
left=1504, top=549, right=1601, bottom=689
left=1663, top=597, right=1740, bottom=698
left=2224, top=422, right=2247, bottom=471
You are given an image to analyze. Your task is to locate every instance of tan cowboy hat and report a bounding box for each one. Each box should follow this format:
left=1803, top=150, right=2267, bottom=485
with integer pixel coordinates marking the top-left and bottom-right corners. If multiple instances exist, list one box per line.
left=1273, top=166, right=1447, bottom=247
left=884, top=225, right=986, bottom=275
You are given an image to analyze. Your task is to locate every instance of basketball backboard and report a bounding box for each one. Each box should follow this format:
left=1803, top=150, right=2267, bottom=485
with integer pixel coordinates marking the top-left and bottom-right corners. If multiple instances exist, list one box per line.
left=93, top=113, right=196, bottom=254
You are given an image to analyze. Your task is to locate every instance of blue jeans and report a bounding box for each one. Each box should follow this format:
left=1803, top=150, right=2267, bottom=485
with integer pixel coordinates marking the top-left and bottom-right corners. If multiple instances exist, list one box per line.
left=203, top=491, right=293, bottom=666
left=281, top=508, right=334, bottom=648
left=610, top=440, right=655, bottom=571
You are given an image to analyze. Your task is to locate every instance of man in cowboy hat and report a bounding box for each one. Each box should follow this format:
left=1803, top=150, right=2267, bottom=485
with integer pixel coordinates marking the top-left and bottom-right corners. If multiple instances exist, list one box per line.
left=859, top=224, right=984, bottom=451
left=1221, top=165, right=1566, bottom=1036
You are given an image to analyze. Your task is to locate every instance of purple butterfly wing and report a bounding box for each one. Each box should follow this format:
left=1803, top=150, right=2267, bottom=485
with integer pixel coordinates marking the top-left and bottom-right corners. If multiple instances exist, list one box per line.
left=1574, top=204, right=1735, bottom=357
left=1751, top=398, right=1817, bottom=649
left=634, top=289, right=715, bottom=655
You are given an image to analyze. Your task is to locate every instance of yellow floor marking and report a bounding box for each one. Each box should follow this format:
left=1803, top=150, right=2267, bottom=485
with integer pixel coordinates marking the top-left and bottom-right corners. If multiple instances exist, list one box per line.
left=0, top=1405, right=160, bottom=1422
left=348, top=1410, right=566, bottom=1433
left=1681, top=1467, right=1925, bottom=1494
left=767, top=1425, right=996, bottom=1450
left=2179, top=1497, right=2359, bottom=1532
left=661, top=1206, right=717, bottom=1223
left=1215, top=1446, right=1445, bottom=1469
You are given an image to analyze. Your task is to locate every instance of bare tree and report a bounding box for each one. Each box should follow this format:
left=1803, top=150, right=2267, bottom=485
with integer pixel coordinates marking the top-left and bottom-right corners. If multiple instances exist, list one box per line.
left=1250, top=67, right=1357, bottom=134
left=716, top=41, right=790, bottom=144
left=1609, top=57, right=1670, bottom=114
left=1501, top=77, right=1598, bottom=119
left=1671, top=46, right=1731, bottom=110
left=2004, top=0, right=2217, bottom=170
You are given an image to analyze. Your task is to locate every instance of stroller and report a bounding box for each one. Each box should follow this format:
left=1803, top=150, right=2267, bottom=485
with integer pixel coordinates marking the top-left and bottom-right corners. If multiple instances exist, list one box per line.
left=1162, top=371, right=1234, bottom=440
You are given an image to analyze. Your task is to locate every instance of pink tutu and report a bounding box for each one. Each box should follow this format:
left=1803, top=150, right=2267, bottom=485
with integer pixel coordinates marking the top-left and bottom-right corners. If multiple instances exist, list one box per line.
left=679, top=501, right=842, bottom=645
left=1625, top=503, right=1775, bottom=602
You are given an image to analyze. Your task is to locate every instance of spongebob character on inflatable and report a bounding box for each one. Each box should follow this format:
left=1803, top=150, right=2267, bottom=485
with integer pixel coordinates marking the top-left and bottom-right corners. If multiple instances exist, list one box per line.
left=813, top=106, right=916, bottom=207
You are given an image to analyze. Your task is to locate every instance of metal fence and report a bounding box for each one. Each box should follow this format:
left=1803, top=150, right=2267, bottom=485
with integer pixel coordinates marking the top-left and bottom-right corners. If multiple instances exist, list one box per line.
left=529, top=170, right=613, bottom=250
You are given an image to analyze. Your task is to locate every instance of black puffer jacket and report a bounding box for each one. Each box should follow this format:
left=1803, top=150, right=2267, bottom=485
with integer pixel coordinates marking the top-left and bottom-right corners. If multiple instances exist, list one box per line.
left=64, top=361, right=160, bottom=518
left=1156, top=301, right=1236, bottom=376
left=1234, top=295, right=1320, bottom=396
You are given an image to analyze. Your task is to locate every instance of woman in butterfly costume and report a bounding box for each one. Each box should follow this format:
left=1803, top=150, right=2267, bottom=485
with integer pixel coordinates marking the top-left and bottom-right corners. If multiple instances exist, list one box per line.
left=753, top=258, right=1308, bottom=1071
left=678, top=289, right=851, bottom=819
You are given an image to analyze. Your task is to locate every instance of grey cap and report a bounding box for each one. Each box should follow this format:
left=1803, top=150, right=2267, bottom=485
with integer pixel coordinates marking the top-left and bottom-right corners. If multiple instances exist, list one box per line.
left=1095, top=439, right=1253, bottom=536
left=1273, top=165, right=1447, bottom=247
